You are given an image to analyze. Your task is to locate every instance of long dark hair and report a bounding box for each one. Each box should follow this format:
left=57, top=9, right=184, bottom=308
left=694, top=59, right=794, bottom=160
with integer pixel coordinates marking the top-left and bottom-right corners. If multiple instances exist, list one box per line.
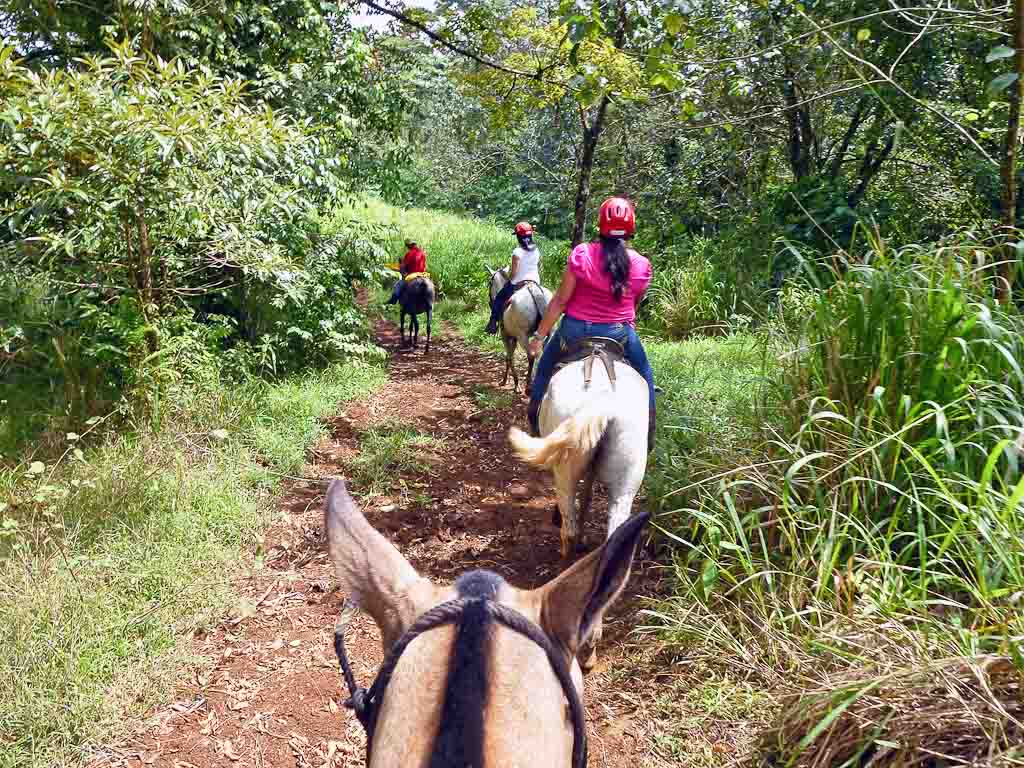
left=599, top=235, right=630, bottom=300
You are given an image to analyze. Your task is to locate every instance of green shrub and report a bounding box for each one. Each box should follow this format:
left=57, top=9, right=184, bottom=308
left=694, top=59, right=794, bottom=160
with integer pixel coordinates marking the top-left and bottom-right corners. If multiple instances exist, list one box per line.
left=0, top=43, right=384, bottom=445
left=644, top=259, right=729, bottom=338
left=655, top=236, right=1024, bottom=660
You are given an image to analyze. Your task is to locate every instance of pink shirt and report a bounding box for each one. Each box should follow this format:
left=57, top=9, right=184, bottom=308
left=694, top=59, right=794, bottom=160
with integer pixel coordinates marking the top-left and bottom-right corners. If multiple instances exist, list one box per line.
left=564, top=242, right=652, bottom=324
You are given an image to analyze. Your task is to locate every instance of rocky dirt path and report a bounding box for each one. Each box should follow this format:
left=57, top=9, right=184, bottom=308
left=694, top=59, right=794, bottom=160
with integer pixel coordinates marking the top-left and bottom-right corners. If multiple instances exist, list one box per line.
left=95, top=317, right=703, bottom=768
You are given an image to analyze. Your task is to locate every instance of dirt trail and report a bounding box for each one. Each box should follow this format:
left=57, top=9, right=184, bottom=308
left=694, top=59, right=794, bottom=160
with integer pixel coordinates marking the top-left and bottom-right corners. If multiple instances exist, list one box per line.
left=98, top=318, right=687, bottom=768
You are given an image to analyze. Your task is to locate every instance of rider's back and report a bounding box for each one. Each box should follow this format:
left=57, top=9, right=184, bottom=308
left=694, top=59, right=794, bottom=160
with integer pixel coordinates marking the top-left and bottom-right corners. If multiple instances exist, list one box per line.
left=564, top=242, right=650, bottom=324
left=511, top=244, right=541, bottom=284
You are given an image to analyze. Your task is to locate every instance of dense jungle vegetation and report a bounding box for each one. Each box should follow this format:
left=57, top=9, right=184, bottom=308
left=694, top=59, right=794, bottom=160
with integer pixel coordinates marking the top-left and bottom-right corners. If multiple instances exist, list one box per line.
left=1, top=0, right=1022, bottom=766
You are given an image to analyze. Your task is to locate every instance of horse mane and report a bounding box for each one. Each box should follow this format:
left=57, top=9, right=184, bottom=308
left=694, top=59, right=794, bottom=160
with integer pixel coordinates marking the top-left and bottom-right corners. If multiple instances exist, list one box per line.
left=427, top=570, right=503, bottom=768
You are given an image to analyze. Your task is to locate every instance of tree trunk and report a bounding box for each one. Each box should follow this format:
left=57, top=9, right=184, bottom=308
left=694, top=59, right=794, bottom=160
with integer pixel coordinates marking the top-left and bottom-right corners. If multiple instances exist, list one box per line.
left=569, top=1, right=627, bottom=248
left=571, top=96, right=611, bottom=247
left=135, top=207, right=153, bottom=307
left=997, top=0, right=1023, bottom=304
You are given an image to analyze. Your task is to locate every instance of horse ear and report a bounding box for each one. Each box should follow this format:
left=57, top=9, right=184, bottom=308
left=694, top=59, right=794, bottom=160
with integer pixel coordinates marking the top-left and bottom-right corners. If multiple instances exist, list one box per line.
left=536, top=512, right=649, bottom=655
left=485, top=265, right=496, bottom=277
left=323, top=479, right=438, bottom=649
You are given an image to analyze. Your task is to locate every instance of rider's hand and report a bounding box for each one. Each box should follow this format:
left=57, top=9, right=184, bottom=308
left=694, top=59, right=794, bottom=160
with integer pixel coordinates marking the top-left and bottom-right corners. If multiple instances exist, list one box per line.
left=528, top=335, right=544, bottom=357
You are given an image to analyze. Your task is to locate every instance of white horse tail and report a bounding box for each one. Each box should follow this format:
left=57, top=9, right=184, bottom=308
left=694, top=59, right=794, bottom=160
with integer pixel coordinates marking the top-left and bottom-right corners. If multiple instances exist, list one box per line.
left=508, top=399, right=612, bottom=471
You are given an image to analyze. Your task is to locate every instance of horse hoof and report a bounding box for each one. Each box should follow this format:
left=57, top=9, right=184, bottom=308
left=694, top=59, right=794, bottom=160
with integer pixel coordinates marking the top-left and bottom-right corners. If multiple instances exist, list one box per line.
left=580, top=648, right=598, bottom=674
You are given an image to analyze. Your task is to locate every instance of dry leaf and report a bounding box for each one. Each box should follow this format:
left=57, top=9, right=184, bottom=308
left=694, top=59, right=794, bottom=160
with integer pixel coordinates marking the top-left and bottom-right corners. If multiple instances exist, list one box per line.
left=220, top=739, right=241, bottom=761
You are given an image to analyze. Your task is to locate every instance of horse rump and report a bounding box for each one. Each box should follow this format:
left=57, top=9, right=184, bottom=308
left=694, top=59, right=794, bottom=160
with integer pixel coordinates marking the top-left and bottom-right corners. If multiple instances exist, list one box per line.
left=508, top=399, right=612, bottom=471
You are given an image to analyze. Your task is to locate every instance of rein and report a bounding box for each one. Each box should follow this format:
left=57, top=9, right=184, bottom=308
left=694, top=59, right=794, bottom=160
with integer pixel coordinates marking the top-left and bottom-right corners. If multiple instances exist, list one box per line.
left=334, top=597, right=588, bottom=768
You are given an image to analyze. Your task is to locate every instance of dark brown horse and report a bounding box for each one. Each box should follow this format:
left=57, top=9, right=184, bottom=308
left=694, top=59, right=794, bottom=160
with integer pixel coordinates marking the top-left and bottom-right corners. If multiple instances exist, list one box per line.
left=398, top=276, right=434, bottom=354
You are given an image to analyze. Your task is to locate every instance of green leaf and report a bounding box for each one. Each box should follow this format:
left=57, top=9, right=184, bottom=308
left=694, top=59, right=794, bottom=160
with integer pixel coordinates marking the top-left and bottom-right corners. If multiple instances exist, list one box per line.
left=986, top=45, right=1015, bottom=63
left=856, top=28, right=871, bottom=42
left=700, top=558, right=719, bottom=596
left=988, top=72, right=1019, bottom=96
left=683, top=35, right=697, bottom=50
left=664, top=12, right=685, bottom=36
left=965, top=111, right=980, bottom=121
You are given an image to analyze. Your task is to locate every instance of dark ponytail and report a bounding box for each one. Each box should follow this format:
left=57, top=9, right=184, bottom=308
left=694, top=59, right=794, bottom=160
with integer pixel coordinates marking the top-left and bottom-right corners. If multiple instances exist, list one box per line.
left=600, top=235, right=630, bottom=300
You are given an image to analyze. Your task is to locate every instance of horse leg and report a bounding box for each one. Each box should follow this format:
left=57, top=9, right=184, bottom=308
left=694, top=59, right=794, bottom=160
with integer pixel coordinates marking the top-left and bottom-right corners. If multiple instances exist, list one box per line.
left=501, top=335, right=513, bottom=387
left=508, top=336, right=519, bottom=392
left=399, top=309, right=406, bottom=348
left=577, top=469, right=596, bottom=548
left=526, top=352, right=536, bottom=395
left=425, top=306, right=432, bottom=354
left=553, top=465, right=580, bottom=562
left=412, top=314, right=419, bottom=349
left=578, top=475, right=643, bottom=673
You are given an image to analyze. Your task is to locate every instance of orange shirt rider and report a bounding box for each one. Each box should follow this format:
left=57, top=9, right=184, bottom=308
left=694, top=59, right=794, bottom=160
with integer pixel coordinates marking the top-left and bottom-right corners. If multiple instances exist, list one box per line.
left=387, top=239, right=427, bottom=305
left=400, top=242, right=426, bottom=276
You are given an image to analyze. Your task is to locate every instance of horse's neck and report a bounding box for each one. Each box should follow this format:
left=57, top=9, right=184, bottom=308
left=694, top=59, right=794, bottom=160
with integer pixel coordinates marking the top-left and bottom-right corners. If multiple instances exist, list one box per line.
left=492, top=271, right=509, bottom=297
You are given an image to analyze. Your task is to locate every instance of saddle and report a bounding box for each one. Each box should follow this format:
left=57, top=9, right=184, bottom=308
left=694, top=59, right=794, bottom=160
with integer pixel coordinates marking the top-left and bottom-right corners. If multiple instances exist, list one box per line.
left=553, top=336, right=625, bottom=391
left=403, top=271, right=430, bottom=283
left=502, top=279, right=541, bottom=311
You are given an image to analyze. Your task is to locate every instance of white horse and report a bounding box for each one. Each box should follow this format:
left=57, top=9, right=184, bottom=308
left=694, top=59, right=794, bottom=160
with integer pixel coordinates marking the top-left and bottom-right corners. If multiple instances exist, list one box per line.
left=508, top=353, right=649, bottom=669
left=509, top=354, right=649, bottom=559
left=486, top=267, right=552, bottom=393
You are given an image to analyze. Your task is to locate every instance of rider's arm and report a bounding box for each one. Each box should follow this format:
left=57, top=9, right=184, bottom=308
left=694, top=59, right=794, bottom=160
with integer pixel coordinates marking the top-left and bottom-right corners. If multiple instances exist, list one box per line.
left=509, top=252, right=520, bottom=282
left=534, top=269, right=576, bottom=339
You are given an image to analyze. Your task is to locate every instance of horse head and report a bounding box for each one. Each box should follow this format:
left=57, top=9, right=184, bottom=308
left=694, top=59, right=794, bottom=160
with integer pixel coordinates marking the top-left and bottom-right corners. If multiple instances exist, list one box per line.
left=324, top=478, right=647, bottom=767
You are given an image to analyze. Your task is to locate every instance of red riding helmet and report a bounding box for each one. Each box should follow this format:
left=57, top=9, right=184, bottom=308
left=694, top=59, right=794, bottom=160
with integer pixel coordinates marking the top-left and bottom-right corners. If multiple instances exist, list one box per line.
left=514, top=221, right=534, bottom=237
left=598, top=197, right=636, bottom=238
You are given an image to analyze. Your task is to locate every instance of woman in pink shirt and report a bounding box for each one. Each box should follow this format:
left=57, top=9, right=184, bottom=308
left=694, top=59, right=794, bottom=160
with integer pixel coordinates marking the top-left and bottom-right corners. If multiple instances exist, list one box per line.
left=525, top=197, right=655, bottom=442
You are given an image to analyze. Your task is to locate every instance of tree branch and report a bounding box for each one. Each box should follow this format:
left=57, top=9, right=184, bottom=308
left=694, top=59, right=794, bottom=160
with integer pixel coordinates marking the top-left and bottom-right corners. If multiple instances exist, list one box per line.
left=826, top=96, right=871, bottom=180
left=360, top=0, right=553, bottom=81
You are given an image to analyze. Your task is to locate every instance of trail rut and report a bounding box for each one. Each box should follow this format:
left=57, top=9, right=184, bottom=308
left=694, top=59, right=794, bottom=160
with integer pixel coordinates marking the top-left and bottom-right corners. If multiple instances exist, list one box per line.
left=94, top=317, right=695, bottom=768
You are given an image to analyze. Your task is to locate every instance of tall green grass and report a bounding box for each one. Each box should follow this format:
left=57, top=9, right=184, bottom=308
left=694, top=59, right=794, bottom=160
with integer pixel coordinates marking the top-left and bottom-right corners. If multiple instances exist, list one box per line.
left=336, top=198, right=568, bottom=304
left=0, top=361, right=385, bottom=768
left=652, top=238, right=1024, bottom=666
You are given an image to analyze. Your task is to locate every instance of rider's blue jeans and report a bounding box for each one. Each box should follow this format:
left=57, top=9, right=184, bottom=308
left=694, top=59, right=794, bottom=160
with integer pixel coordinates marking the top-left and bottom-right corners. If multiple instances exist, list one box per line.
left=529, top=315, right=656, bottom=411
left=489, top=282, right=516, bottom=326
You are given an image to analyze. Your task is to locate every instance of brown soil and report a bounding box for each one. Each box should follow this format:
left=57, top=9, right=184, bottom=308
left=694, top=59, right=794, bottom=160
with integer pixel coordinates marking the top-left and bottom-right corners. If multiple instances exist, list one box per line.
left=92, top=317, right=707, bottom=768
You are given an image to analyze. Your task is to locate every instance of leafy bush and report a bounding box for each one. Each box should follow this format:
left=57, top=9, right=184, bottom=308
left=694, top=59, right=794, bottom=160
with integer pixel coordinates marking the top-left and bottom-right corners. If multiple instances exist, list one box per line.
left=0, top=44, right=384, bottom=445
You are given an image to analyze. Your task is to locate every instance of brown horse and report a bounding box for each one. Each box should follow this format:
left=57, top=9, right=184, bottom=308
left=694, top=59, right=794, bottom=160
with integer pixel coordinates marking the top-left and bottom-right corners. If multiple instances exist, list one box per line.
left=324, top=478, right=648, bottom=768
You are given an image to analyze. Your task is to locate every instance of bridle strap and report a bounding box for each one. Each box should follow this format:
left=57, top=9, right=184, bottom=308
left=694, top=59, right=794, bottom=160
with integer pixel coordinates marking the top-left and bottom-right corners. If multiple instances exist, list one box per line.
left=334, top=597, right=587, bottom=768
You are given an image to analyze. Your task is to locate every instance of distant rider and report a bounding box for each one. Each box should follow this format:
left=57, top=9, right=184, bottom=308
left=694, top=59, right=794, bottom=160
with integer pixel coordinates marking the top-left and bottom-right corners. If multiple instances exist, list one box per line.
left=385, top=239, right=427, bottom=305
left=525, top=197, right=656, bottom=446
left=486, top=222, right=542, bottom=335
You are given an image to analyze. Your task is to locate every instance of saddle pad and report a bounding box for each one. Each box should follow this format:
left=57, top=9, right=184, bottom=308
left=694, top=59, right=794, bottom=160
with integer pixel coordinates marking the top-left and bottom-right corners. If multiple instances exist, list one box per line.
left=403, top=271, right=430, bottom=283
